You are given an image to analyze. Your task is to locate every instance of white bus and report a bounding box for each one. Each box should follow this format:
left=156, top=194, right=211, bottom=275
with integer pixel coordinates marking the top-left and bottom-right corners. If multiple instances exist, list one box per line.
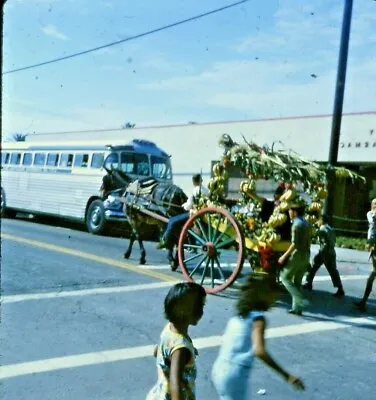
left=1, top=139, right=173, bottom=234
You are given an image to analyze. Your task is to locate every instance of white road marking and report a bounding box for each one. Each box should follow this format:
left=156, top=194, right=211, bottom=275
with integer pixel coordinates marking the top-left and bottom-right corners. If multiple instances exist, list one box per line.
left=138, top=264, right=173, bottom=270
left=0, top=316, right=375, bottom=380
left=2, top=275, right=368, bottom=304
left=2, top=282, right=174, bottom=304
left=313, top=275, right=368, bottom=282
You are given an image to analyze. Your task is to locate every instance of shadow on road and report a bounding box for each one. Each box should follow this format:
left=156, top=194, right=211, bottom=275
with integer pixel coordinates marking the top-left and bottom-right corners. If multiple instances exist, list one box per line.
left=276, top=288, right=376, bottom=321
left=11, top=213, right=159, bottom=241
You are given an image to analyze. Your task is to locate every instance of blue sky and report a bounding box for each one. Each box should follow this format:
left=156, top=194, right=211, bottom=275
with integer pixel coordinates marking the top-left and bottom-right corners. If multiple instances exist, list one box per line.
left=2, top=0, right=376, bottom=135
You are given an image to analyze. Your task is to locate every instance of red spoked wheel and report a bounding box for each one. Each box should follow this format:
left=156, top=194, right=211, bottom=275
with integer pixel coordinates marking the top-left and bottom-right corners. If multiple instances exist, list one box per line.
left=177, top=207, right=245, bottom=294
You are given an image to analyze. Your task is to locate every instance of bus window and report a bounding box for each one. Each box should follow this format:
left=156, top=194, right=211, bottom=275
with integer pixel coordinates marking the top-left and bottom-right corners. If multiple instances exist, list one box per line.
left=34, top=153, right=46, bottom=166
left=47, top=153, right=59, bottom=166
left=10, top=153, right=22, bottom=165
left=151, top=155, right=171, bottom=179
left=134, top=154, right=150, bottom=176
left=1, top=152, right=10, bottom=165
left=120, top=152, right=135, bottom=174
left=74, top=153, right=89, bottom=168
left=91, top=153, right=104, bottom=169
left=59, top=153, right=74, bottom=167
left=104, top=153, right=119, bottom=170
left=23, top=153, right=33, bottom=166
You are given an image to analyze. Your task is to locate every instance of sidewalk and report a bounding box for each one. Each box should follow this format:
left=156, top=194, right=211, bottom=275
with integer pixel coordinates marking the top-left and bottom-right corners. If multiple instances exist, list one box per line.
left=311, top=244, right=370, bottom=265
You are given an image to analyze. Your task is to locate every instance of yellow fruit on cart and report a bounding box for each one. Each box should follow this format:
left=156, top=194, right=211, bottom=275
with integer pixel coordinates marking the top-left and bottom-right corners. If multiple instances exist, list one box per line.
left=279, top=201, right=289, bottom=212
left=316, top=188, right=328, bottom=199
left=212, top=163, right=222, bottom=177
left=247, top=218, right=255, bottom=231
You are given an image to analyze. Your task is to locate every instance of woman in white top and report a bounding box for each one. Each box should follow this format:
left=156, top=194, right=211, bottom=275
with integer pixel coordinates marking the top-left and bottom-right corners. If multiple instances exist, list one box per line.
left=367, top=198, right=376, bottom=239
left=211, top=273, right=305, bottom=399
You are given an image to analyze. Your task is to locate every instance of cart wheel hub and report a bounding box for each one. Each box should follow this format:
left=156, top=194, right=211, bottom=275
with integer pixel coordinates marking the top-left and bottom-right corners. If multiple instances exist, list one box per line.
left=202, top=242, right=216, bottom=257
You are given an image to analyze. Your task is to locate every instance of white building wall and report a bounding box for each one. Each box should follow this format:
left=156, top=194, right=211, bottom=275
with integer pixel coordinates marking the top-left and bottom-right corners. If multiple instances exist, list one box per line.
left=25, top=112, right=376, bottom=194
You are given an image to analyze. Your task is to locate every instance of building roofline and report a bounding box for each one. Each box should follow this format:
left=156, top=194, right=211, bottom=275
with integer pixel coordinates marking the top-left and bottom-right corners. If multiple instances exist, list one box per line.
left=30, top=110, right=376, bottom=136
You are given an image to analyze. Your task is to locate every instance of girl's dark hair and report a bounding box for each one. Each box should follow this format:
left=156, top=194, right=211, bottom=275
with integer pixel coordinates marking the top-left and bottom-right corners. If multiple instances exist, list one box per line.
left=164, top=282, right=206, bottom=323
left=236, top=273, right=278, bottom=317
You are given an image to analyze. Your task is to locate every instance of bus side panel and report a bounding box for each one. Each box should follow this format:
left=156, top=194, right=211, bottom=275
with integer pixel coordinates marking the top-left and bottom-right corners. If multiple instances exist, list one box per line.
left=2, top=169, right=103, bottom=220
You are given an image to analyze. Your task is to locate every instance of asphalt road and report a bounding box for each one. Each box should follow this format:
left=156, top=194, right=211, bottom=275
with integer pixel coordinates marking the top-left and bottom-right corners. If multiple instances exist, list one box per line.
left=1, top=216, right=375, bottom=400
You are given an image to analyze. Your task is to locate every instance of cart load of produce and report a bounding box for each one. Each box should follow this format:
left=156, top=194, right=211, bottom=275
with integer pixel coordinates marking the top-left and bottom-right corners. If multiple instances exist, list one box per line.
left=195, top=134, right=365, bottom=271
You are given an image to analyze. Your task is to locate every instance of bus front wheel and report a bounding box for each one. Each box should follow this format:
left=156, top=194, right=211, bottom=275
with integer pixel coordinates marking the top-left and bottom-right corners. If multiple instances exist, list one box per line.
left=86, top=200, right=106, bottom=234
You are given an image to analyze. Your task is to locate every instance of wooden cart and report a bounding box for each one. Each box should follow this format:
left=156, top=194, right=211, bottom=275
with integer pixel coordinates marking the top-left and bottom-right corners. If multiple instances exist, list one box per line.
left=177, top=206, right=291, bottom=294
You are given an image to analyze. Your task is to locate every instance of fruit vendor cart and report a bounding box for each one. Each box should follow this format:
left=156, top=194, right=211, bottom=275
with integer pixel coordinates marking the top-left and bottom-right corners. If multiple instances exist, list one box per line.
left=176, top=134, right=365, bottom=294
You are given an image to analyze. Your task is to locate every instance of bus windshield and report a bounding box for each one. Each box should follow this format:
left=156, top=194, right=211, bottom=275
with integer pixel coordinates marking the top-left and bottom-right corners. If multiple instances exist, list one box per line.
left=103, top=151, right=171, bottom=180
left=151, top=155, right=172, bottom=180
left=118, top=152, right=150, bottom=176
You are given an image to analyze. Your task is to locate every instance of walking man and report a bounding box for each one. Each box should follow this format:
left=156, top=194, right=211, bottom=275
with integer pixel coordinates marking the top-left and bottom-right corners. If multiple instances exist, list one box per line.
left=303, top=214, right=345, bottom=297
left=354, top=214, right=376, bottom=312
left=278, top=203, right=311, bottom=316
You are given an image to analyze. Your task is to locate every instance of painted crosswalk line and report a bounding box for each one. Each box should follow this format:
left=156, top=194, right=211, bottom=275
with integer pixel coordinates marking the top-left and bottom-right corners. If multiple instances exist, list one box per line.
left=0, top=316, right=375, bottom=380
left=1, top=274, right=369, bottom=304
left=2, top=281, right=175, bottom=304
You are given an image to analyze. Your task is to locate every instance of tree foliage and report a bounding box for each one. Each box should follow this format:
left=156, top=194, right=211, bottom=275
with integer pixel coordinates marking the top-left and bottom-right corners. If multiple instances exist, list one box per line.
left=11, top=133, right=27, bottom=142
left=122, top=122, right=136, bottom=129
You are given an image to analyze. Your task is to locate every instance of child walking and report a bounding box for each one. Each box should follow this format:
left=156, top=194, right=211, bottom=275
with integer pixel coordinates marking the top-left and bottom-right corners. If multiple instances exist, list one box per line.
left=303, top=214, right=345, bottom=297
left=147, top=282, right=206, bottom=400
left=211, top=273, right=305, bottom=399
left=354, top=214, right=376, bottom=312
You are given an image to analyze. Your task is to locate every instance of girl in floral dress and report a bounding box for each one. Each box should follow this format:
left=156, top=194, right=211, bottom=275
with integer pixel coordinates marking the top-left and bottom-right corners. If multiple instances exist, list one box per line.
left=147, top=282, right=206, bottom=400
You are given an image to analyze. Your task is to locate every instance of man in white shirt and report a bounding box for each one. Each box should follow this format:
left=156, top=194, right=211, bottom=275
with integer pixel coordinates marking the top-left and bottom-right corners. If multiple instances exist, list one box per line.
left=156, top=174, right=209, bottom=253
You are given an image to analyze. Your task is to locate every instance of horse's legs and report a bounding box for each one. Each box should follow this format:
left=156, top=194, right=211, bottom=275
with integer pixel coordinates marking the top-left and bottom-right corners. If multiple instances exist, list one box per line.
left=138, top=237, right=146, bottom=265
left=124, top=227, right=146, bottom=265
left=166, top=246, right=178, bottom=272
left=124, top=232, right=135, bottom=259
left=124, top=210, right=138, bottom=260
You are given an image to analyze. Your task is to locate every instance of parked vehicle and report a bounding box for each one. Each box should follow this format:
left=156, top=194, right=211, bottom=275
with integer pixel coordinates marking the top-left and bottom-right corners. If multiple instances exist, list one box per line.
left=1, top=138, right=173, bottom=235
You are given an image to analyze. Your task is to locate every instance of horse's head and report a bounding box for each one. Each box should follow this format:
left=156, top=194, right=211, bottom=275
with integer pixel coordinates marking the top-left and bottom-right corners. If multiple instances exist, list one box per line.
left=167, top=186, right=188, bottom=216
left=107, top=168, right=132, bottom=190
left=174, top=187, right=188, bottom=207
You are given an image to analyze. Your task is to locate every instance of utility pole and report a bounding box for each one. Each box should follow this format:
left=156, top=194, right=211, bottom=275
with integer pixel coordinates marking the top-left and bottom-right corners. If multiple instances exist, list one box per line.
left=325, top=0, right=353, bottom=225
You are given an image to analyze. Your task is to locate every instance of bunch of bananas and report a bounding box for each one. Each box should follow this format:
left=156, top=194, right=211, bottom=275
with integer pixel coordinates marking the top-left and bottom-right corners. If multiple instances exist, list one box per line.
left=254, top=228, right=281, bottom=246
left=265, top=232, right=281, bottom=247
left=212, top=163, right=229, bottom=180
left=267, top=212, right=287, bottom=228
left=279, top=201, right=290, bottom=212
left=208, top=163, right=228, bottom=197
left=279, top=188, right=297, bottom=202
left=208, top=178, right=225, bottom=195
left=312, top=187, right=328, bottom=201
left=240, top=179, right=256, bottom=196
left=308, top=201, right=323, bottom=212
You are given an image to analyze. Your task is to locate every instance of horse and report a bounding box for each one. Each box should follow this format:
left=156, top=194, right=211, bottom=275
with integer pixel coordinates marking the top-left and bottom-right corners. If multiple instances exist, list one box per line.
left=115, top=176, right=187, bottom=266
left=101, top=168, right=187, bottom=266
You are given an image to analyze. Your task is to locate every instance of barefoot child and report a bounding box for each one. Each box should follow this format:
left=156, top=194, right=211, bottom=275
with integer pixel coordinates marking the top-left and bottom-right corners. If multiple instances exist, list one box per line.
left=211, top=273, right=305, bottom=399
left=147, top=282, right=206, bottom=400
